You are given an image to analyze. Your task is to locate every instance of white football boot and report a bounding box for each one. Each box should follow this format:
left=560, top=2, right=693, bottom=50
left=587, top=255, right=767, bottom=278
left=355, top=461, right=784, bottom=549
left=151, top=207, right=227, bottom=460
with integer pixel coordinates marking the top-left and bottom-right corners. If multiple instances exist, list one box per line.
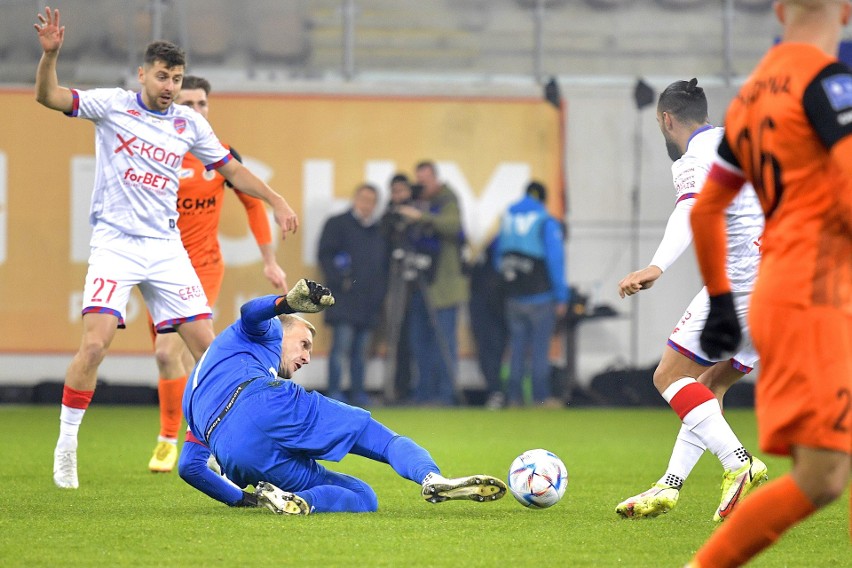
left=255, top=481, right=311, bottom=515
left=53, top=447, right=79, bottom=489
left=421, top=472, right=507, bottom=503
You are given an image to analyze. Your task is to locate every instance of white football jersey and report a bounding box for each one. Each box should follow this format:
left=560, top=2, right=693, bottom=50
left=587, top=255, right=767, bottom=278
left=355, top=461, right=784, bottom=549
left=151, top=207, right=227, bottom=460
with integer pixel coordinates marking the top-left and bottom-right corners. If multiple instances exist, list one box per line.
left=68, top=88, right=230, bottom=239
left=672, top=126, right=763, bottom=292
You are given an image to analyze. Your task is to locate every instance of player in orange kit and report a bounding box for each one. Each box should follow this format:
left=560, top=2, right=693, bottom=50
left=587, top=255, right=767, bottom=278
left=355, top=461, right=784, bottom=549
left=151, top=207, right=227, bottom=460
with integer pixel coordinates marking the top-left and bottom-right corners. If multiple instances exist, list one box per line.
left=148, top=76, right=288, bottom=473
left=687, top=1, right=852, bottom=565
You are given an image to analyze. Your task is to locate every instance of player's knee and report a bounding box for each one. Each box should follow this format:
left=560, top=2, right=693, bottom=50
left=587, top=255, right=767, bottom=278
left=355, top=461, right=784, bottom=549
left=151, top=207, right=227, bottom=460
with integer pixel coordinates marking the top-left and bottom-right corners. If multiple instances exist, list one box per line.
left=359, top=485, right=379, bottom=512
left=153, top=342, right=180, bottom=370
left=77, top=337, right=110, bottom=366
left=794, top=461, right=849, bottom=507
left=651, top=368, right=673, bottom=394
left=349, top=476, right=379, bottom=512
left=814, top=475, right=847, bottom=506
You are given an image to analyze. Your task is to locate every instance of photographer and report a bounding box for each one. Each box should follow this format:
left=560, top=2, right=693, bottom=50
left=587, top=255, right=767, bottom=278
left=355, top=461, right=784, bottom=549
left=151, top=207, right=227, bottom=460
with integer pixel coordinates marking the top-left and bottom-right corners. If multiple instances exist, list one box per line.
left=381, top=174, right=416, bottom=253
left=378, top=173, right=416, bottom=403
left=318, top=183, right=388, bottom=406
left=394, top=161, right=469, bottom=406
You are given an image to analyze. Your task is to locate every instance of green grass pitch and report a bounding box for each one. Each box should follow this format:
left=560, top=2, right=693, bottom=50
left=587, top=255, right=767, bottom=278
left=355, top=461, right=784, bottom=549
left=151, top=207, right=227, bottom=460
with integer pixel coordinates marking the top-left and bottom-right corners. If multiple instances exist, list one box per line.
left=0, top=405, right=848, bottom=567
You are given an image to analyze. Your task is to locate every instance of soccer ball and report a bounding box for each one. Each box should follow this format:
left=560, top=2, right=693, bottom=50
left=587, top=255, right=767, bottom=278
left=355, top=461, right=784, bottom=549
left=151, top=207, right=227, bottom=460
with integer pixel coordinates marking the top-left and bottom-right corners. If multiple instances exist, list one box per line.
left=507, top=448, right=568, bottom=509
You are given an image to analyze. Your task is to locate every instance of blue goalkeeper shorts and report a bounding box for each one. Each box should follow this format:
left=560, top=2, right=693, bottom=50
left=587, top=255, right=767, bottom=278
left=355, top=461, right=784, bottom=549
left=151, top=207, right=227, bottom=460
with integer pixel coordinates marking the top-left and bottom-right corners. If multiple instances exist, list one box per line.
left=208, top=377, right=372, bottom=491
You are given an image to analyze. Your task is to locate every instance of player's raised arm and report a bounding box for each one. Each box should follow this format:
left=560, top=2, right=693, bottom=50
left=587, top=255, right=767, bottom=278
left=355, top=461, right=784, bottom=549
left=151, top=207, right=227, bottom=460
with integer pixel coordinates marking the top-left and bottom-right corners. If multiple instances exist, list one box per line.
left=217, top=159, right=299, bottom=239
left=232, top=187, right=289, bottom=290
left=33, top=7, right=74, bottom=113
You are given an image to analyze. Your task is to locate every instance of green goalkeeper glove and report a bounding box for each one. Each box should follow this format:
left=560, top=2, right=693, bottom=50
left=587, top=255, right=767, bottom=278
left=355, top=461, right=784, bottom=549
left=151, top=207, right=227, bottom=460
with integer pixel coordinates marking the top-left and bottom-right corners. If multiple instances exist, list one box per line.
left=275, top=279, right=335, bottom=314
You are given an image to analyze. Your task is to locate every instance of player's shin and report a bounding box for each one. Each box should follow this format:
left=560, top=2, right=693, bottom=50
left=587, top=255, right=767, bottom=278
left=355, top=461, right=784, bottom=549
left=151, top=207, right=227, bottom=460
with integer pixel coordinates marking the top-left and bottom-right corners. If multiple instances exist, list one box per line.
left=663, top=378, right=746, bottom=471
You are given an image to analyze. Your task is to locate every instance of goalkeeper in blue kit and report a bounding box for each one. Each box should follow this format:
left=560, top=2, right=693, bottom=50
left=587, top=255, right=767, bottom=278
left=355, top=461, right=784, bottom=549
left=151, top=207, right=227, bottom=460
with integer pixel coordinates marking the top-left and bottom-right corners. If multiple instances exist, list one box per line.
left=178, top=279, right=506, bottom=514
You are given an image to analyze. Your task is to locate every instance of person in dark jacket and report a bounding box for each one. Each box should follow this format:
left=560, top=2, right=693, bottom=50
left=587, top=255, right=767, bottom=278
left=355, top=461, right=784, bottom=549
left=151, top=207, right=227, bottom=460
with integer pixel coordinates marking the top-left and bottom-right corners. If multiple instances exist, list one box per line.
left=318, top=183, right=388, bottom=406
left=468, top=232, right=508, bottom=410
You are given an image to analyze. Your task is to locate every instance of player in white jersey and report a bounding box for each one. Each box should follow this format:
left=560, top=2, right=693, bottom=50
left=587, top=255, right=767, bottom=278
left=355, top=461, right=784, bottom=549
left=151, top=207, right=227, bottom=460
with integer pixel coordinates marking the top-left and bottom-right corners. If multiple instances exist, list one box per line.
left=614, top=79, right=768, bottom=522
left=34, top=7, right=298, bottom=489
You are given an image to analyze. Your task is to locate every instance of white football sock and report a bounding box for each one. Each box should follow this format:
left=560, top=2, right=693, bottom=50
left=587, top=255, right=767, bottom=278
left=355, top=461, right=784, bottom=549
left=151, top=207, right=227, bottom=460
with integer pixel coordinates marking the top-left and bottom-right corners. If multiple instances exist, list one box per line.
left=658, top=424, right=705, bottom=486
left=57, top=405, right=85, bottom=451
left=691, top=413, right=749, bottom=471
left=662, top=377, right=747, bottom=472
left=421, top=472, right=445, bottom=485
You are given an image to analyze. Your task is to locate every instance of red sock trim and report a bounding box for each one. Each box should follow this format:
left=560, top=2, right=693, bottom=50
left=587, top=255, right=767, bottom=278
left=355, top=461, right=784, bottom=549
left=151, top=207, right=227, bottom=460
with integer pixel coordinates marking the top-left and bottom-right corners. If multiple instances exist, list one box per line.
left=62, top=386, right=94, bottom=409
left=184, top=430, right=205, bottom=446
left=669, top=381, right=715, bottom=420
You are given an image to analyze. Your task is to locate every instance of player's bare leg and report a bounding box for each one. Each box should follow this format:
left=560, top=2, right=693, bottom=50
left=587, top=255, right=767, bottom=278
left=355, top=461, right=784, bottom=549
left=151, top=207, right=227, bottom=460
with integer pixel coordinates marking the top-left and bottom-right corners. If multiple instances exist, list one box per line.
left=54, top=313, right=119, bottom=488
left=791, top=446, right=849, bottom=508
left=698, top=359, right=743, bottom=407
left=66, top=313, right=119, bottom=391
left=176, top=319, right=215, bottom=362
left=154, top=331, right=191, bottom=379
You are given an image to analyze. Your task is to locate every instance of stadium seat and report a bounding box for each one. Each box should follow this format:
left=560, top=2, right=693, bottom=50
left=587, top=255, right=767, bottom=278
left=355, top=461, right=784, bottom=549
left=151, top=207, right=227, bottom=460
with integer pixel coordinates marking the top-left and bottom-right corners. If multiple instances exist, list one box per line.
left=0, top=1, right=43, bottom=60
left=246, top=0, right=310, bottom=65
left=184, top=0, right=232, bottom=64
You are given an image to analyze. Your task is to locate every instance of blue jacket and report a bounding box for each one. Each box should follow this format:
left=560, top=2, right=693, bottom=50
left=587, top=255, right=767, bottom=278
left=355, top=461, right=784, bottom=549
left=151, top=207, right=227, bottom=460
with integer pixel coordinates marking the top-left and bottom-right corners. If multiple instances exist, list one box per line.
left=495, top=196, right=568, bottom=304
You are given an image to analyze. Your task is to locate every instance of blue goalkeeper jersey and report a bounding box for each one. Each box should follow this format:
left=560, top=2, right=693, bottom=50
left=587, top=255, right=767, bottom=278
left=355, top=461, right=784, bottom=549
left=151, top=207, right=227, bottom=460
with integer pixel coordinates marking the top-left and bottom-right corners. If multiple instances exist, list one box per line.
left=183, top=295, right=283, bottom=445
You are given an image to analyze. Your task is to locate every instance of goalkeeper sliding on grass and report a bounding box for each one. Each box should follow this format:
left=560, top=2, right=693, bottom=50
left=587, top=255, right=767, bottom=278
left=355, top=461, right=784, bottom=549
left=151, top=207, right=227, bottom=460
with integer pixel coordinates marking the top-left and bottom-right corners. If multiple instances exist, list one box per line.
left=178, top=279, right=506, bottom=514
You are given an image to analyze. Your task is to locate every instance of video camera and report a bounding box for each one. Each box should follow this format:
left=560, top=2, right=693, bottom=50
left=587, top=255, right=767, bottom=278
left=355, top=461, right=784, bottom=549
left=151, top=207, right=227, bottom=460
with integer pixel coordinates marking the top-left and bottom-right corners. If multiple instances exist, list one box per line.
left=390, top=247, right=434, bottom=282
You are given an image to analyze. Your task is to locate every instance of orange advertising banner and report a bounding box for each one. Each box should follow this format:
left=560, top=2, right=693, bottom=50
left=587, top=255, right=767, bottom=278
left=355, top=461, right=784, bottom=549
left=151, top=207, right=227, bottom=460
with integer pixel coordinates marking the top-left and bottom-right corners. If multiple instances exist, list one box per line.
left=0, top=89, right=563, bottom=354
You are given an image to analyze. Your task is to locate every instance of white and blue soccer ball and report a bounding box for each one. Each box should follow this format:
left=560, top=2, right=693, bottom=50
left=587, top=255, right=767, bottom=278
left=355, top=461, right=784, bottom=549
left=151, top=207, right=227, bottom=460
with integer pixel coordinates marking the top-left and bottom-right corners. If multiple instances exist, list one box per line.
left=507, top=448, right=568, bottom=509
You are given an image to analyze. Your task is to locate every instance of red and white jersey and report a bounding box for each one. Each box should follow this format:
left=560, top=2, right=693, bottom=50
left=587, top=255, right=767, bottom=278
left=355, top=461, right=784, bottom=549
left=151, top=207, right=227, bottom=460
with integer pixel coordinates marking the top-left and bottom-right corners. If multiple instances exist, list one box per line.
left=671, top=126, right=763, bottom=292
left=67, top=88, right=230, bottom=239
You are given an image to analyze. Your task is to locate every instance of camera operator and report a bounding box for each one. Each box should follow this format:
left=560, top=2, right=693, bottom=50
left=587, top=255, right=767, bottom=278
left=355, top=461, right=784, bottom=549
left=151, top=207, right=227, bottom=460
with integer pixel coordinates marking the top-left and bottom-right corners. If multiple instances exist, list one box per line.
left=378, top=173, right=416, bottom=403
left=394, top=161, right=469, bottom=406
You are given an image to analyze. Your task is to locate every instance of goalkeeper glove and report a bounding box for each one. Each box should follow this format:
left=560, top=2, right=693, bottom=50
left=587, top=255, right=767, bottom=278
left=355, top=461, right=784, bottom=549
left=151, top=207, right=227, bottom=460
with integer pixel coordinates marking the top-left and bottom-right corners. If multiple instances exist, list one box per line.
left=275, top=279, right=335, bottom=314
left=235, top=490, right=259, bottom=508
left=700, top=292, right=742, bottom=359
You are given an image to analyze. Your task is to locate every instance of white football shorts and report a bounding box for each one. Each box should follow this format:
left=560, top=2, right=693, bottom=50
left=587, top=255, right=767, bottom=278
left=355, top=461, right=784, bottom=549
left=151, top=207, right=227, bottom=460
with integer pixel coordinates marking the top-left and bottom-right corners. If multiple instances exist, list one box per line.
left=81, top=223, right=212, bottom=331
left=667, top=287, right=758, bottom=373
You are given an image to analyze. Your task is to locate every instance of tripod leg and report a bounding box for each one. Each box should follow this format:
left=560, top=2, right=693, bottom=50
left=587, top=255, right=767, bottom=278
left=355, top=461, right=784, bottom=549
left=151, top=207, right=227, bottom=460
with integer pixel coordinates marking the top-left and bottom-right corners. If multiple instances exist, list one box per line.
left=416, top=274, right=462, bottom=405
left=382, top=261, right=406, bottom=403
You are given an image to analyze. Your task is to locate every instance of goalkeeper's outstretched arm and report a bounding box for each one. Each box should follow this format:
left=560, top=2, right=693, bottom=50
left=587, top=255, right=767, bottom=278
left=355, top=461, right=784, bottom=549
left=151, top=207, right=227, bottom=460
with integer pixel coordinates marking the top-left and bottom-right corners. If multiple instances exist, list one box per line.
left=178, top=432, right=256, bottom=507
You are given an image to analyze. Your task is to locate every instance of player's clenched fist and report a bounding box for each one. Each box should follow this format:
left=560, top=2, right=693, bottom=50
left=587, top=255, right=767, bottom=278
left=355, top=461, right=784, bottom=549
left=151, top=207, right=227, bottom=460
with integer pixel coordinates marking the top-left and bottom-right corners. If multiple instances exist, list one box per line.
left=276, top=279, right=335, bottom=314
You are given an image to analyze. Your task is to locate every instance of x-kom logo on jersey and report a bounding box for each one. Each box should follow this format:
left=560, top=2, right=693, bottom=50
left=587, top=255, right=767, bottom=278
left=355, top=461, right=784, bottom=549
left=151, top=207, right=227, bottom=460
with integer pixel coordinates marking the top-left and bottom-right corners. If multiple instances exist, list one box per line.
left=114, top=134, right=138, bottom=156
left=113, top=134, right=182, bottom=167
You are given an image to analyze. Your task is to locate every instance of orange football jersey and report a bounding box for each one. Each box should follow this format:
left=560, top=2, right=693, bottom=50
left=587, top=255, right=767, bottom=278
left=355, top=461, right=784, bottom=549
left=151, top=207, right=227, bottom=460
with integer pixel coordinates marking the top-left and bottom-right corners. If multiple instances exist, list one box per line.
left=697, top=43, right=852, bottom=313
left=176, top=147, right=272, bottom=270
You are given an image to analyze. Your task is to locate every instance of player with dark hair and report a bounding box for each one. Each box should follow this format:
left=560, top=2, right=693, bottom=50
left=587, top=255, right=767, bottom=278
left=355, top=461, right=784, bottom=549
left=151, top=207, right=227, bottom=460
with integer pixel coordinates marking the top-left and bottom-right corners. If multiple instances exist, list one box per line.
left=180, top=75, right=211, bottom=95
left=147, top=75, right=288, bottom=473
left=143, top=39, right=185, bottom=69
left=615, top=78, right=767, bottom=521
left=178, top=280, right=507, bottom=514
left=688, top=1, right=852, bottom=565
left=34, top=7, right=298, bottom=489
